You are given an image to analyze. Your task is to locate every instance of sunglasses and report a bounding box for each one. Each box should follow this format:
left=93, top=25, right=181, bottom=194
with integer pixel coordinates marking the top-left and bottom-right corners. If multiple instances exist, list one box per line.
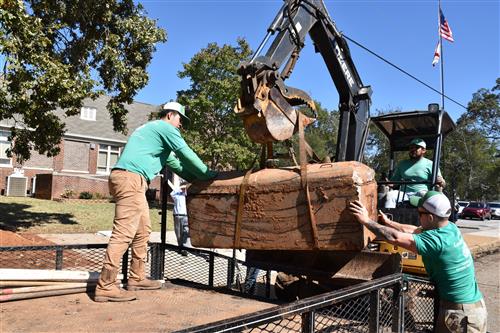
left=418, top=211, right=432, bottom=217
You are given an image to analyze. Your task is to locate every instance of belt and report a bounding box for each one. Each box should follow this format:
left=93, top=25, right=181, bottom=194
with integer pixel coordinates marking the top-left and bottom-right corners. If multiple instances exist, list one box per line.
left=440, top=299, right=484, bottom=310
left=173, top=214, right=188, bottom=217
left=112, top=169, right=150, bottom=185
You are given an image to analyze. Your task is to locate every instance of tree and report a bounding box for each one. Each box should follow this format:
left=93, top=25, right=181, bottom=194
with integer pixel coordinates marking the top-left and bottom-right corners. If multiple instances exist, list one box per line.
left=441, top=78, right=500, bottom=201
left=462, top=78, right=500, bottom=141
left=0, top=0, right=166, bottom=161
left=303, top=102, right=339, bottom=161
left=176, top=39, right=259, bottom=170
left=363, top=107, right=402, bottom=176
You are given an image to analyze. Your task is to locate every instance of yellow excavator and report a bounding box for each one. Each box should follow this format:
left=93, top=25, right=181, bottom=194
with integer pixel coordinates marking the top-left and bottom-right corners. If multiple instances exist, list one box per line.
left=233, top=0, right=455, bottom=295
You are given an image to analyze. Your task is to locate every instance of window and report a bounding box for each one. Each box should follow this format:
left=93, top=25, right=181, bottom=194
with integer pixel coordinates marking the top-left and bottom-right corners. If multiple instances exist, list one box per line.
left=97, top=144, right=120, bottom=174
left=80, top=106, right=97, bottom=121
left=0, top=130, right=11, bottom=166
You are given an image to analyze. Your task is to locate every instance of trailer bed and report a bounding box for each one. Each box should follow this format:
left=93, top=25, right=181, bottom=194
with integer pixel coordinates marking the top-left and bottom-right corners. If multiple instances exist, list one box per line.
left=1, top=282, right=274, bottom=333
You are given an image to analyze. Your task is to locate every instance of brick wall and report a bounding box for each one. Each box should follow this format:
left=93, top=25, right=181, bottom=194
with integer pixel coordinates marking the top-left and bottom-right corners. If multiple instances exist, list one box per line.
left=33, top=173, right=110, bottom=200
left=88, top=143, right=98, bottom=174
left=0, top=168, right=52, bottom=196
left=62, top=140, right=89, bottom=172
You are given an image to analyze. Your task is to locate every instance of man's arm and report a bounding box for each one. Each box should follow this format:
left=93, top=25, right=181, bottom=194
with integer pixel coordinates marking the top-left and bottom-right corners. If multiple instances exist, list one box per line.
left=378, top=210, right=421, bottom=234
left=174, top=147, right=217, bottom=181
left=349, top=201, right=418, bottom=253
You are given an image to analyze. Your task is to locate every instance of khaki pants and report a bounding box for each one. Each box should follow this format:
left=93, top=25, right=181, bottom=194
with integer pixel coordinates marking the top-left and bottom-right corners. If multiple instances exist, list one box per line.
left=436, top=299, right=487, bottom=333
left=100, top=170, right=151, bottom=288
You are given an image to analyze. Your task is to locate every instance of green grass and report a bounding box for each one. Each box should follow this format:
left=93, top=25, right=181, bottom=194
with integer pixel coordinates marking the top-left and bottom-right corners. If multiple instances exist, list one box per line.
left=0, top=196, right=172, bottom=233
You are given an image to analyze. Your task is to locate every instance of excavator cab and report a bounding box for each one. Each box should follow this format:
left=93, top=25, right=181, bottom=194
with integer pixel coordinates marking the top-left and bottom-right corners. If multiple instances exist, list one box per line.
left=370, top=104, right=456, bottom=275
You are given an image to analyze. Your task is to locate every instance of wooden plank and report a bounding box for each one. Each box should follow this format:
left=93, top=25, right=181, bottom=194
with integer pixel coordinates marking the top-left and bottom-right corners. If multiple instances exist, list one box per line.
left=0, top=269, right=123, bottom=282
left=187, top=161, right=377, bottom=250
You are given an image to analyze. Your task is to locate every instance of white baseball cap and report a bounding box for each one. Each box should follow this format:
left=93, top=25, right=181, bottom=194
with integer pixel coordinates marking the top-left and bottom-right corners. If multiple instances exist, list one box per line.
left=409, top=138, right=426, bottom=149
left=410, top=191, right=452, bottom=218
left=162, top=101, right=190, bottom=126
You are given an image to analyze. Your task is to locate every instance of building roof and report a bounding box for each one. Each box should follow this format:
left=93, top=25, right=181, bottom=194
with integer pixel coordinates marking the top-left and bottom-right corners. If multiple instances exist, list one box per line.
left=0, top=95, right=158, bottom=143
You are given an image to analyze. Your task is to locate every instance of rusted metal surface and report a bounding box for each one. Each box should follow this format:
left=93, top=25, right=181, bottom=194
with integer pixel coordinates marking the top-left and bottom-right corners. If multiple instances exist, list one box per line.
left=187, top=162, right=377, bottom=250
left=235, top=81, right=316, bottom=143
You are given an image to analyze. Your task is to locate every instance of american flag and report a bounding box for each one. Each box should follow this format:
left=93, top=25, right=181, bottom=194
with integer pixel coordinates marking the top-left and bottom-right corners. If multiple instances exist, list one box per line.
left=439, top=9, right=454, bottom=42
left=432, top=40, right=441, bottom=66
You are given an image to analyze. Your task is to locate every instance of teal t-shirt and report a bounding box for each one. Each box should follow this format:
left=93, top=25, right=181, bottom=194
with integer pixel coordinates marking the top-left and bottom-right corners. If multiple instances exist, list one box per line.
left=391, top=157, right=441, bottom=193
left=114, top=120, right=188, bottom=182
left=413, top=223, right=482, bottom=303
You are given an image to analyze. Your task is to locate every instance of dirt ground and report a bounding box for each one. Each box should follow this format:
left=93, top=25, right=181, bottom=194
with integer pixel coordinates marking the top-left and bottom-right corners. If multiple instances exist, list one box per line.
left=0, top=230, right=55, bottom=246
left=0, top=283, right=274, bottom=332
left=474, top=251, right=500, bottom=332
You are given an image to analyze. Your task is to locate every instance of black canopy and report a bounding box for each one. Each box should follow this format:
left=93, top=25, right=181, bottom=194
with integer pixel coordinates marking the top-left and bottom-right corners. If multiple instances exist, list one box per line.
left=371, top=109, right=456, bottom=151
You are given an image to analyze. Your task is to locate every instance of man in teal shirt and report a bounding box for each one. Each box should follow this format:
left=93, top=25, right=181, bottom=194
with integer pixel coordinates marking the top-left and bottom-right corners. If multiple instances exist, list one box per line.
left=385, top=138, right=446, bottom=208
left=349, top=192, right=487, bottom=332
left=95, top=101, right=217, bottom=302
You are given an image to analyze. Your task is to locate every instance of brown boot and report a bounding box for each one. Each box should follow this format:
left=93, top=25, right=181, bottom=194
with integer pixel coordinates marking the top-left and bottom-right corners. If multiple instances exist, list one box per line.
left=127, top=259, right=163, bottom=291
left=127, top=278, right=163, bottom=291
left=94, top=267, right=137, bottom=302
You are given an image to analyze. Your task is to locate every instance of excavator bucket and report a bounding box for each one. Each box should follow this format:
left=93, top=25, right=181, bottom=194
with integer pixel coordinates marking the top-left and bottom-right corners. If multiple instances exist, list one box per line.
left=235, top=80, right=316, bottom=143
left=329, top=251, right=402, bottom=286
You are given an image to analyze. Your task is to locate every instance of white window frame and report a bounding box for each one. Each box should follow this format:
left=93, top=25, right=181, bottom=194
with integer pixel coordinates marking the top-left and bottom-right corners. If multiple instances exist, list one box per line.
left=97, top=144, right=121, bottom=174
left=0, top=130, right=12, bottom=167
left=80, top=106, right=97, bottom=121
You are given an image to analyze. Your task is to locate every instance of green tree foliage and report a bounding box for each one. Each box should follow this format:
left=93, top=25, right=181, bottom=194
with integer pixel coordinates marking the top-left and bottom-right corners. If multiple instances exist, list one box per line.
left=462, top=78, right=500, bottom=140
left=442, top=78, right=500, bottom=201
left=176, top=39, right=259, bottom=170
left=363, top=107, right=401, bottom=177
left=0, top=0, right=166, bottom=161
left=303, top=102, right=339, bottom=161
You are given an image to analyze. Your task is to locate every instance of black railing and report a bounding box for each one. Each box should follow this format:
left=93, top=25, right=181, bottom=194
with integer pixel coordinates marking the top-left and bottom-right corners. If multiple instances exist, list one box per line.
left=175, top=274, right=435, bottom=333
left=0, top=243, right=435, bottom=332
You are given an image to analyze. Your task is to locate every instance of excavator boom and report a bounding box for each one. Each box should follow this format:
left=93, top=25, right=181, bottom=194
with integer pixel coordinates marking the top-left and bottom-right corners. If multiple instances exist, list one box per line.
left=235, top=0, right=372, bottom=162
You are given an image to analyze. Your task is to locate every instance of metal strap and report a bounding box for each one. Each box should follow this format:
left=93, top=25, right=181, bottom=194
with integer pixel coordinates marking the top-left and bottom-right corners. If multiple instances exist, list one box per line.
left=234, top=168, right=253, bottom=249
left=298, top=112, right=320, bottom=249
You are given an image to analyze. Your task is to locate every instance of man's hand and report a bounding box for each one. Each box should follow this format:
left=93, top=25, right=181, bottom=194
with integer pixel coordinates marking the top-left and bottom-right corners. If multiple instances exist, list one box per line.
left=348, top=200, right=370, bottom=224
left=378, top=210, right=391, bottom=226
left=435, top=176, right=446, bottom=192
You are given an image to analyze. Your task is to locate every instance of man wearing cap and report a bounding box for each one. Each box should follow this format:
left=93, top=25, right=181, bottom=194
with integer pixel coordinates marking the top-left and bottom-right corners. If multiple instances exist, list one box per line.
left=349, top=192, right=487, bottom=332
left=94, top=101, right=217, bottom=302
left=385, top=138, right=446, bottom=208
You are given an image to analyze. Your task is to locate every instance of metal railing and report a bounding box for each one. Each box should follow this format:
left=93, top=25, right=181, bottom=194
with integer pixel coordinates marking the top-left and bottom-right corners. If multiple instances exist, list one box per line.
left=0, top=242, right=271, bottom=294
left=0, top=243, right=435, bottom=332
left=174, top=274, right=435, bottom=333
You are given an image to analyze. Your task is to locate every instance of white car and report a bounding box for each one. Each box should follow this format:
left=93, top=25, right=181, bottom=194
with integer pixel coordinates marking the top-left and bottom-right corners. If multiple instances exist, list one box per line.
left=457, top=201, right=469, bottom=216
left=489, top=202, right=500, bottom=219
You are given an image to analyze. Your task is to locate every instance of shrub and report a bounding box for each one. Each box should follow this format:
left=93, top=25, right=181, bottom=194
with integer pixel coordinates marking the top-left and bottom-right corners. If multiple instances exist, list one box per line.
left=61, top=188, right=75, bottom=199
left=79, top=191, right=93, bottom=199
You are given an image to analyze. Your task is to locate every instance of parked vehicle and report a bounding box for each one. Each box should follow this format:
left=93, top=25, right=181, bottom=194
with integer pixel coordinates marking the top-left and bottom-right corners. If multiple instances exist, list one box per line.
left=489, top=202, right=500, bottom=219
left=457, top=201, right=469, bottom=216
left=461, top=202, right=492, bottom=220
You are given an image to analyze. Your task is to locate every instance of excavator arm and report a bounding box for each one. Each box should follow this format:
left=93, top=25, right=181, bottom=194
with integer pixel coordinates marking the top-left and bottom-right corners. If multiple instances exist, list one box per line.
left=235, top=0, right=372, bottom=161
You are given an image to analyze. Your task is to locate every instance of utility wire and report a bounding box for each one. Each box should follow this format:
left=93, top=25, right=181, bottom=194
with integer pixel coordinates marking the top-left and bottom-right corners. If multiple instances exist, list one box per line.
left=343, top=34, right=468, bottom=110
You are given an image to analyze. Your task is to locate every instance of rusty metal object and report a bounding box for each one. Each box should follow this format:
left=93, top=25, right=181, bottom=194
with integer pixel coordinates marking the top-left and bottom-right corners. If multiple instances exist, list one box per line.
left=187, top=162, right=378, bottom=250
left=235, top=77, right=316, bottom=143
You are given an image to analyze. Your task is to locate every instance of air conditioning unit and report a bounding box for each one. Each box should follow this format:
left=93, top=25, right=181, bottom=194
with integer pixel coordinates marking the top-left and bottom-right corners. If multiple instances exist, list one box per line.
left=7, top=169, right=28, bottom=197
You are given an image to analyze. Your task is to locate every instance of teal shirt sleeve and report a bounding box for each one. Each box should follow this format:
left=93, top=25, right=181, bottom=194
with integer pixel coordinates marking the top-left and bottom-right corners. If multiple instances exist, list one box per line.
left=413, top=231, right=443, bottom=256
left=164, top=153, right=197, bottom=182
left=175, top=146, right=217, bottom=181
left=390, top=165, right=402, bottom=181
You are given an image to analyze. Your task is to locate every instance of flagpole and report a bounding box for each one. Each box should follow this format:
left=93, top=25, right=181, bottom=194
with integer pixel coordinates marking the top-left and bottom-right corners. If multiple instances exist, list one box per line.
left=438, top=0, right=445, bottom=110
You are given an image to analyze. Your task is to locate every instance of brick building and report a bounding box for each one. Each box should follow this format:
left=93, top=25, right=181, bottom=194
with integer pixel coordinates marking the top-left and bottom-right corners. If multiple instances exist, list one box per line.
left=0, top=95, right=161, bottom=200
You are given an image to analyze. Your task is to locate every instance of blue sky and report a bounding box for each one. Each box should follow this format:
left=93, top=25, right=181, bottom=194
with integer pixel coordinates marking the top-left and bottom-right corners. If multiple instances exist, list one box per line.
left=135, top=0, right=499, bottom=122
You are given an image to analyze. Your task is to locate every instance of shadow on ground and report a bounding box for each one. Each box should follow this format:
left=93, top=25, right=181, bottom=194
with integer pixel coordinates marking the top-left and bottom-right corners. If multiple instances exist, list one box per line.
left=0, top=202, right=77, bottom=231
